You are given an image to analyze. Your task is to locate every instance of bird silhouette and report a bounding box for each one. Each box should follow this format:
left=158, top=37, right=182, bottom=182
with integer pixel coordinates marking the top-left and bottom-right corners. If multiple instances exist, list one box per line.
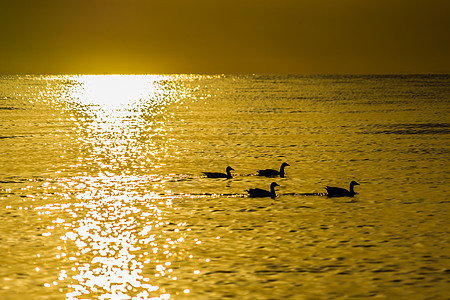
left=247, top=182, right=279, bottom=199
left=257, top=162, right=290, bottom=178
left=325, top=181, right=359, bottom=197
left=203, top=166, right=234, bottom=179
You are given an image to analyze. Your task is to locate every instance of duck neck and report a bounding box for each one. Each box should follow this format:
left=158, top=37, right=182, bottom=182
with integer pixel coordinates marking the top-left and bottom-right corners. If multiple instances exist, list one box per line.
left=280, top=166, right=285, bottom=178
left=349, top=184, right=355, bottom=194
left=226, top=169, right=232, bottom=179
left=270, top=186, right=277, bottom=198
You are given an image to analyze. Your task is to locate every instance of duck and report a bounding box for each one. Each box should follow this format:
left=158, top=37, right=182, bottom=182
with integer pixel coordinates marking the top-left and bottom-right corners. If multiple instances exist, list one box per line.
left=203, top=166, right=234, bottom=179
left=247, top=182, right=279, bottom=199
left=325, top=181, right=359, bottom=197
left=257, top=162, right=290, bottom=178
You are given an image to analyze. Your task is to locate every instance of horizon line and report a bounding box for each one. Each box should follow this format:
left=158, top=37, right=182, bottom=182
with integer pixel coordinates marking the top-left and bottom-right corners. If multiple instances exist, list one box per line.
left=1, top=72, right=449, bottom=76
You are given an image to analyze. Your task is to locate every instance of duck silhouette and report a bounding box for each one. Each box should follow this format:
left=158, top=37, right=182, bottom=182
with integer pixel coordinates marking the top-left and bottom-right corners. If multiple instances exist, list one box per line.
left=203, top=166, right=234, bottom=179
left=247, top=182, right=279, bottom=199
left=325, top=181, right=359, bottom=197
left=257, top=162, right=290, bottom=178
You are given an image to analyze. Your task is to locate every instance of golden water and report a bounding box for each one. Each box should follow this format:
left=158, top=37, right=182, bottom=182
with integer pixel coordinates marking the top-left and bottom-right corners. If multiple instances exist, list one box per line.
left=1, top=75, right=449, bottom=299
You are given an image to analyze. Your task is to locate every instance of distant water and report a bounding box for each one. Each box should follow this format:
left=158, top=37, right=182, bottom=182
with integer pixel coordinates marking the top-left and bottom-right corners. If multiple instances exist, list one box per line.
left=0, top=74, right=449, bottom=299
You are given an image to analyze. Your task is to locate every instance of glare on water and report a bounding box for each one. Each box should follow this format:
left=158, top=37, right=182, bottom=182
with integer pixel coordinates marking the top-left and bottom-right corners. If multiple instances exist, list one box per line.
left=1, top=75, right=208, bottom=299
left=50, top=75, right=202, bottom=299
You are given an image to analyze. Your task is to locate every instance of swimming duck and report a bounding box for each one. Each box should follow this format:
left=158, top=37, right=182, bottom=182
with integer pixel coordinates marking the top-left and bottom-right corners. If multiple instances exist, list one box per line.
left=247, top=182, right=279, bottom=199
left=325, top=181, right=359, bottom=197
left=203, top=166, right=234, bottom=179
left=257, top=162, right=290, bottom=178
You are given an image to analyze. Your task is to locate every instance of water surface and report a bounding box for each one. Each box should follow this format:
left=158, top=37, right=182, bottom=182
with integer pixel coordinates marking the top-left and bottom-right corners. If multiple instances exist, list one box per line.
left=1, top=74, right=449, bottom=299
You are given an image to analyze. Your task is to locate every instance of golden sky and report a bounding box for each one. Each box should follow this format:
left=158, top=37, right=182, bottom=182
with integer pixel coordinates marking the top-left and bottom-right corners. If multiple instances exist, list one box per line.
left=0, top=0, right=449, bottom=74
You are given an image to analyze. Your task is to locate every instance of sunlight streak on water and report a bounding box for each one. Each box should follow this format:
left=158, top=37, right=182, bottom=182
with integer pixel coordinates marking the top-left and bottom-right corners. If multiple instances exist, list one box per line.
left=32, top=75, right=203, bottom=299
left=58, top=75, right=192, bottom=176
left=37, top=175, right=193, bottom=299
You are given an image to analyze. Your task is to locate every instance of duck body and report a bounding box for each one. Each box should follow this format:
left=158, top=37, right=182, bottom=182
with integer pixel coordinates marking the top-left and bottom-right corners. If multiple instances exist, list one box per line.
left=247, top=182, right=279, bottom=199
left=257, top=162, right=289, bottom=178
left=204, top=166, right=234, bottom=179
left=325, top=181, right=359, bottom=197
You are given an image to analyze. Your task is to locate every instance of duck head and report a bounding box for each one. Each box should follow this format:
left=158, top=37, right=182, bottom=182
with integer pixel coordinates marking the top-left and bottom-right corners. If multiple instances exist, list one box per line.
left=349, top=181, right=359, bottom=194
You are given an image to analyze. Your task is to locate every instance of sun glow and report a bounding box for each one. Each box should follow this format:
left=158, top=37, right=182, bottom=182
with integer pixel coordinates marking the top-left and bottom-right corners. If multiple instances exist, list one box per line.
left=68, top=75, right=163, bottom=107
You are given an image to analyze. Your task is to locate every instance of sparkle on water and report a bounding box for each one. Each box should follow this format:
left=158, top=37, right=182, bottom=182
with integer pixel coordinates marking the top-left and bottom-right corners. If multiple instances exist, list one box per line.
left=33, top=75, right=204, bottom=299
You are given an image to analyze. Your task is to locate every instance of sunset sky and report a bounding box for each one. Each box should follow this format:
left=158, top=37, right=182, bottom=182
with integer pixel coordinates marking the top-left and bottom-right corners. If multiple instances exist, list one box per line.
left=1, top=0, right=449, bottom=75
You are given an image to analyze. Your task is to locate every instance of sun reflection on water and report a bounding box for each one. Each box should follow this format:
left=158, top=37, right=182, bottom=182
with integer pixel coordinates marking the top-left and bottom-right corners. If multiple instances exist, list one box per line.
left=34, top=75, right=203, bottom=299
left=57, top=178, right=181, bottom=299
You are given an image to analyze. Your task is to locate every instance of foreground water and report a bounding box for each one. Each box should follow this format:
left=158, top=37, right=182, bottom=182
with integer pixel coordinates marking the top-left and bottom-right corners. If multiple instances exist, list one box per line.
left=0, top=74, right=449, bottom=299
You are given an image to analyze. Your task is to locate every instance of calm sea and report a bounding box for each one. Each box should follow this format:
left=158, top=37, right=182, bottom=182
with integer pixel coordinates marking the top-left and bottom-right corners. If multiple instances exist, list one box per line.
left=0, top=74, right=449, bottom=299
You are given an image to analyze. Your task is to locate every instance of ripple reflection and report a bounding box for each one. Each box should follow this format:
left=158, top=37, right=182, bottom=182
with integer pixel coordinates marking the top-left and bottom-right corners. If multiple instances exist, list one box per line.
left=34, top=75, right=202, bottom=299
